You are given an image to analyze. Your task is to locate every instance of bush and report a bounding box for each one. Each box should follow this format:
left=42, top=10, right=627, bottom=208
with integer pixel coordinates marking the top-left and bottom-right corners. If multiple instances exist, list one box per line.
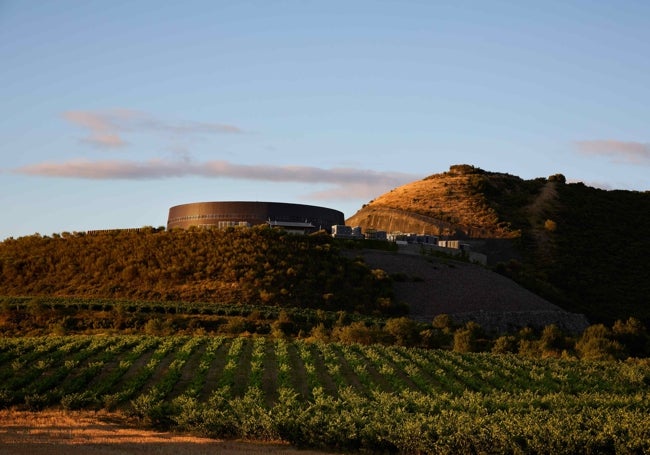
left=143, top=317, right=172, bottom=335
left=612, top=317, right=649, bottom=358
left=576, top=324, right=624, bottom=361
left=432, top=314, right=455, bottom=333
left=492, top=335, right=517, bottom=354
left=383, top=317, right=421, bottom=346
left=539, top=324, right=567, bottom=357
left=333, top=321, right=382, bottom=345
left=61, top=391, right=99, bottom=410
left=453, top=321, right=484, bottom=353
left=221, top=316, right=248, bottom=335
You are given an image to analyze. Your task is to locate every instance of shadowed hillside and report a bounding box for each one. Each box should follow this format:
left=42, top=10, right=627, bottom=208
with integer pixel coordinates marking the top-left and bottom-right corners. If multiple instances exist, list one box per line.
left=347, top=165, right=650, bottom=324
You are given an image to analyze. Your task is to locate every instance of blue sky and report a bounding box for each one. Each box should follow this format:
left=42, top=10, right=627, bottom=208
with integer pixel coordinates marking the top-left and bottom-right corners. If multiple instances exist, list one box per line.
left=1, top=1, right=649, bottom=239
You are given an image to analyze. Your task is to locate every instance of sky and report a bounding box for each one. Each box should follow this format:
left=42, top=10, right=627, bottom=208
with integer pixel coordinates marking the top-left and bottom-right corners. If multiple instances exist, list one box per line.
left=1, top=1, right=649, bottom=240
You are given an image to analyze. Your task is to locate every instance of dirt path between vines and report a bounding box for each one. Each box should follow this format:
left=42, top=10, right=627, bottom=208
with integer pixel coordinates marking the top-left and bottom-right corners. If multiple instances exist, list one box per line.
left=0, top=410, right=338, bottom=455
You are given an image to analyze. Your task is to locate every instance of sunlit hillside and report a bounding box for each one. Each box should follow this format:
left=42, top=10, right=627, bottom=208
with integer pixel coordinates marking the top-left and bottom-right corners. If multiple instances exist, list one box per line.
left=347, top=164, right=537, bottom=239
left=347, top=164, right=650, bottom=324
left=0, top=227, right=397, bottom=315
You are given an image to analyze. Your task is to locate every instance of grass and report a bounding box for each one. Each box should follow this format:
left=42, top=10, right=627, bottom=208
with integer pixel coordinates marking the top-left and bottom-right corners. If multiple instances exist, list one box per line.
left=0, top=409, right=336, bottom=455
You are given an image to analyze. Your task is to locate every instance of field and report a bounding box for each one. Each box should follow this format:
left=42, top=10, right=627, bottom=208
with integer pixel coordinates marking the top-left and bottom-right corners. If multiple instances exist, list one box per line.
left=0, top=410, right=338, bottom=455
left=1, top=335, right=649, bottom=453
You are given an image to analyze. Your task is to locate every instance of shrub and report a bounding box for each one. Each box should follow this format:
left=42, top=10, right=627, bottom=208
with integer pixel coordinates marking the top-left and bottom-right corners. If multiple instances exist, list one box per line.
left=544, top=219, right=557, bottom=232
left=333, top=321, right=381, bottom=345
left=61, top=391, right=99, bottom=410
left=612, top=317, right=649, bottom=358
left=539, top=324, right=567, bottom=357
left=576, top=324, right=624, bottom=361
left=432, top=314, right=455, bottom=333
left=143, top=317, right=172, bottom=335
left=383, top=317, right=421, bottom=346
left=452, top=322, right=481, bottom=353
left=221, top=317, right=248, bottom=335
left=492, top=335, right=517, bottom=354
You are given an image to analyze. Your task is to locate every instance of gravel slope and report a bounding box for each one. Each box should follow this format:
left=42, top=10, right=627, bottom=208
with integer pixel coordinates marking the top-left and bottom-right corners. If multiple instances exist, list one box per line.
left=349, top=248, right=589, bottom=332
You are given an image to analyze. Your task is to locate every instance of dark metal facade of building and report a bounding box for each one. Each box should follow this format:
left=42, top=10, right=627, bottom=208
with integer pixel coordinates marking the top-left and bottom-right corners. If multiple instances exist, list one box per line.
left=167, top=201, right=345, bottom=233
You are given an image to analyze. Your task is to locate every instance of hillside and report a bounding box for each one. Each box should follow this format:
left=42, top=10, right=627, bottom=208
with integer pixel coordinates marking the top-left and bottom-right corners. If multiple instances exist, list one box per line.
left=347, top=164, right=650, bottom=324
left=349, top=249, right=589, bottom=333
left=0, top=227, right=398, bottom=315
left=347, top=164, right=538, bottom=239
left=0, top=220, right=590, bottom=333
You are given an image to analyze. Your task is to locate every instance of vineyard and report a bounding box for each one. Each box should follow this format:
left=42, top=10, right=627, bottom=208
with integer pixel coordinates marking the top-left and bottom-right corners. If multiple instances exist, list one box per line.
left=1, top=335, right=649, bottom=453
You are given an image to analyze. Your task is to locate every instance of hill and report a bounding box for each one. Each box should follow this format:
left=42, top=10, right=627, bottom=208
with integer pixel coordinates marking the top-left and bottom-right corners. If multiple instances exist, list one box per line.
left=0, top=227, right=399, bottom=315
left=0, top=221, right=590, bottom=333
left=349, top=249, right=589, bottom=333
left=347, top=164, right=533, bottom=239
left=347, top=164, right=650, bottom=324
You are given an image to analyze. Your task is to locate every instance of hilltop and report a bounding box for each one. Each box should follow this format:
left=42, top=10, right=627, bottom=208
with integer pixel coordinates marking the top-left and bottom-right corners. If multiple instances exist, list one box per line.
left=348, top=164, right=527, bottom=239
left=347, top=164, right=650, bottom=324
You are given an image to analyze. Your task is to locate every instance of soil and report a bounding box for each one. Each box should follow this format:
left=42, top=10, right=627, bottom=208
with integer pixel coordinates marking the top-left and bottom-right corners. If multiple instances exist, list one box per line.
left=348, top=247, right=590, bottom=332
left=0, top=410, right=338, bottom=455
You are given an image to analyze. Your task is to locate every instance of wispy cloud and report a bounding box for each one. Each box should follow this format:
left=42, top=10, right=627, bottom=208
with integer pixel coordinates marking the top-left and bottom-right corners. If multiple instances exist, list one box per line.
left=63, top=110, right=132, bottom=148
left=575, top=140, right=650, bottom=165
left=14, top=159, right=419, bottom=199
left=63, top=109, right=244, bottom=148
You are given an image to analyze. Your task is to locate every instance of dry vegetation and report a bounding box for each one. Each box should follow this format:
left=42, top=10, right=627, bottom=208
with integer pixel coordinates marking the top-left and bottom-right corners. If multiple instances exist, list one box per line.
left=0, top=410, right=337, bottom=455
left=0, top=226, right=397, bottom=315
left=347, top=164, right=524, bottom=238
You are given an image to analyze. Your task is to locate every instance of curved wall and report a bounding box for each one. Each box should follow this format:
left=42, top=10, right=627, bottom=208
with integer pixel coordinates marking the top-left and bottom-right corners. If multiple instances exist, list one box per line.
left=167, top=201, right=345, bottom=233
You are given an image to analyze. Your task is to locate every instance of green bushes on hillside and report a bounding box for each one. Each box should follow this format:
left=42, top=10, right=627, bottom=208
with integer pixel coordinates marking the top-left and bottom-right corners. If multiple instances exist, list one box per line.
left=548, top=184, right=650, bottom=323
left=5, top=294, right=648, bottom=359
left=0, top=227, right=399, bottom=315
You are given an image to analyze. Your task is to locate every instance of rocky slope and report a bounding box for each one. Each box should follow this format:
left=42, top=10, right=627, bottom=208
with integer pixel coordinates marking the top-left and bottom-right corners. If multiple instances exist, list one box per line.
left=347, top=164, right=532, bottom=239
left=347, top=248, right=589, bottom=333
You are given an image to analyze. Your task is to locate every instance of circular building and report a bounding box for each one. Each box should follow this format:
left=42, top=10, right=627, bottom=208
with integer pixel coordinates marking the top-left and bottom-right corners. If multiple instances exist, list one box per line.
left=167, top=201, right=345, bottom=234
